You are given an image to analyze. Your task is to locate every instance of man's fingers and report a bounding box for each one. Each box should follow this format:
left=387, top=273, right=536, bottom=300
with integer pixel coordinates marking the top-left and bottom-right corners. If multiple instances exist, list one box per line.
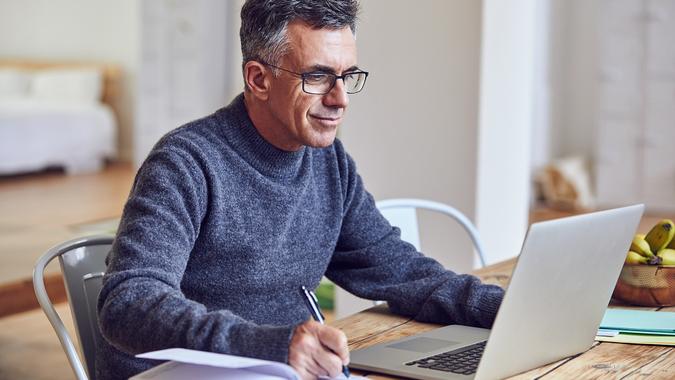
left=317, top=325, right=350, bottom=364
left=295, top=367, right=316, bottom=380
left=306, top=357, right=328, bottom=378
left=291, top=352, right=325, bottom=380
left=312, top=347, right=343, bottom=378
left=289, top=320, right=350, bottom=379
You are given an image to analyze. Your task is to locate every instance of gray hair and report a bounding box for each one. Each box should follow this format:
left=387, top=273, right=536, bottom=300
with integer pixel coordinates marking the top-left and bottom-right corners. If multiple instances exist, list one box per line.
left=240, top=0, right=360, bottom=76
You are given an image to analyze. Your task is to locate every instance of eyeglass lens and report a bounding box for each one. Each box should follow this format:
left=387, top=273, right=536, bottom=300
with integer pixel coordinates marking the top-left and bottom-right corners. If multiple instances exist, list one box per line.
left=303, top=72, right=367, bottom=95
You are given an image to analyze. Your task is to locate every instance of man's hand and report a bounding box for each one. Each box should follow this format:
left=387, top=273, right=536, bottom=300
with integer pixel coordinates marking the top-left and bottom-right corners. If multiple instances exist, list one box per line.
left=288, top=320, right=350, bottom=380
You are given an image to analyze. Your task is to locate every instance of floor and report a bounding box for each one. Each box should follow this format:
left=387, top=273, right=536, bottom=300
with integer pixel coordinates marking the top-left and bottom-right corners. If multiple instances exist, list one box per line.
left=0, top=303, right=75, bottom=380
left=0, top=163, right=673, bottom=380
left=0, top=163, right=134, bottom=283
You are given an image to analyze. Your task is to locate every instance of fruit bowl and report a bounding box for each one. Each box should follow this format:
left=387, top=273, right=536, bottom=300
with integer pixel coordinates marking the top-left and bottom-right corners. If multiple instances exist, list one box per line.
left=612, top=264, right=675, bottom=306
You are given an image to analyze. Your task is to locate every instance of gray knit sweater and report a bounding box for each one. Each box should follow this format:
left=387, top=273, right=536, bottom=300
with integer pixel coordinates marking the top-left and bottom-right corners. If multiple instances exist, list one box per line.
left=96, top=94, right=504, bottom=379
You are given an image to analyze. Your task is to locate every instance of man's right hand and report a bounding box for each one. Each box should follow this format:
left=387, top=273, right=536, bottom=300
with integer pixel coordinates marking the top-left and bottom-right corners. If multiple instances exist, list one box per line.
left=288, top=320, right=350, bottom=380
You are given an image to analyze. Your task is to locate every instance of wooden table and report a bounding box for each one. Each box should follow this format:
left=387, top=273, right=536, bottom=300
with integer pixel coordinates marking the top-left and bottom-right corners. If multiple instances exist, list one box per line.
left=332, top=259, right=675, bottom=379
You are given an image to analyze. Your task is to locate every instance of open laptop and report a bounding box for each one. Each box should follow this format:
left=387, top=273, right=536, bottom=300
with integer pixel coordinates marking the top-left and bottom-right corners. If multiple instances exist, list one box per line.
left=349, top=204, right=644, bottom=380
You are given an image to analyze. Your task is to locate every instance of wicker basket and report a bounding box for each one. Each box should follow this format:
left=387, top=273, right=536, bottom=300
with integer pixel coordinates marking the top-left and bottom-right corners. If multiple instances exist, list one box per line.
left=612, top=264, right=675, bottom=306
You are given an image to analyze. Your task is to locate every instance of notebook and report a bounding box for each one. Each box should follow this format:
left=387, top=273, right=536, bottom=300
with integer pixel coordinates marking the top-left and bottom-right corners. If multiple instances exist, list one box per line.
left=599, top=309, right=675, bottom=335
left=131, top=348, right=365, bottom=380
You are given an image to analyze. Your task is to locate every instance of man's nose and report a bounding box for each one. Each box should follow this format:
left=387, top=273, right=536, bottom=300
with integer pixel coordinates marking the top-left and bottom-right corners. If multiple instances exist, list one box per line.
left=323, top=78, right=349, bottom=109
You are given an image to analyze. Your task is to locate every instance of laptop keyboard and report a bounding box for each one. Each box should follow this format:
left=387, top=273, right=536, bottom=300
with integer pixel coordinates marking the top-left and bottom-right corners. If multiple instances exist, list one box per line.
left=404, top=340, right=486, bottom=375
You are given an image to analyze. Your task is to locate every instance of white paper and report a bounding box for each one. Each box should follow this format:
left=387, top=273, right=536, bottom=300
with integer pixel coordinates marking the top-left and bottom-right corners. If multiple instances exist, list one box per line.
left=596, top=329, right=620, bottom=337
left=133, top=348, right=366, bottom=380
left=131, top=362, right=288, bottom=380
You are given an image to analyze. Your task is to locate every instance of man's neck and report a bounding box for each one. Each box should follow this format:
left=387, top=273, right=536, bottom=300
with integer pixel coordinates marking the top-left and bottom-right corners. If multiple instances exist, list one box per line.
left=243, top=92, right=303, bottom=152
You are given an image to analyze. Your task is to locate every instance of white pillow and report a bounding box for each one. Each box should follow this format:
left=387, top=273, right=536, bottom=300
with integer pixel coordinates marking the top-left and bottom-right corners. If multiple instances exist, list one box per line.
left=31, top=68, right=103, bottom=103
left=0, top=69, right=31, bottom=99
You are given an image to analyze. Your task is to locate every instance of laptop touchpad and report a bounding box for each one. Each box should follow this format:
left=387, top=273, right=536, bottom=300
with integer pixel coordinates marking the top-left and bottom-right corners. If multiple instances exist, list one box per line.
left=387, top=337, right=459, bottom=353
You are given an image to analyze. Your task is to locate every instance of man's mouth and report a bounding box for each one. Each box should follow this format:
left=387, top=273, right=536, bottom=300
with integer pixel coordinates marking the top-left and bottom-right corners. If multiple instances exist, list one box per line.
left=310, top=114, right=342, bottom=126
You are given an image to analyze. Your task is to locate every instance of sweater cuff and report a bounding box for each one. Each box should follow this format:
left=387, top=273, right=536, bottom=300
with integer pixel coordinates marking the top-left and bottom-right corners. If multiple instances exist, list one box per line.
left=474, top=285, right=505, bottom=328
left=228, top=322, right=298, bottom=363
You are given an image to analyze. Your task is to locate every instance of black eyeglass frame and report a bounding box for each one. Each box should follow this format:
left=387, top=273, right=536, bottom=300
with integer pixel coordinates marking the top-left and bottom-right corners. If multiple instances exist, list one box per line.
left=260, top=62, right=369, bottom=95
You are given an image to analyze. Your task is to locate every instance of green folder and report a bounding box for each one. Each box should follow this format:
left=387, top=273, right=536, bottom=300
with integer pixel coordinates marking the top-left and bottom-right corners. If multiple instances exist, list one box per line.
left=595, top=333, right=675, bottom=346
left=599, top=309, right=675, bottom=335
left=315, top=279, right=335, bottom=311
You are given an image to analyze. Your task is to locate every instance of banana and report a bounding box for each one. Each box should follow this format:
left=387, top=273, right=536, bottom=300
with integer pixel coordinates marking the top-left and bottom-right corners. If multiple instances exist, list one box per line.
left=657, top=248, right=675, bottom=265
left=625, top=251, right=649, bottom=265
left=668, top=233, right=675, bottom=250
left=644, top=219, right=675, bottom=253
left=630, top=235, right=654, bottom=258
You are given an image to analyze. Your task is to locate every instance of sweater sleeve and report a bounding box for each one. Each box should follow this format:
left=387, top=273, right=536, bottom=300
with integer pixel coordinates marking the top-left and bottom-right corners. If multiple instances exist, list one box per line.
left=97, top=143, right=295, bottom=363
left=325, top=153, right=504, bottom=328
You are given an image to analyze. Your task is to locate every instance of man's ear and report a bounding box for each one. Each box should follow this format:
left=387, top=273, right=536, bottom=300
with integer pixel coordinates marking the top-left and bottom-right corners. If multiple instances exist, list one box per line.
left=244, top=61, right=271, bottom=101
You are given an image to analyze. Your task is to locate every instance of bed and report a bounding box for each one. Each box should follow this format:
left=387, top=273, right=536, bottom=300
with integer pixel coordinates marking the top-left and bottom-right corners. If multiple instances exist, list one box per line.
left=0, top=61, right=120, bottom=175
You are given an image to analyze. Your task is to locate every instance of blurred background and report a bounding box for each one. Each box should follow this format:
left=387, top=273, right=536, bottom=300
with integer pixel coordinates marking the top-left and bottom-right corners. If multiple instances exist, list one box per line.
left=0, top=0, right=674, bottom=378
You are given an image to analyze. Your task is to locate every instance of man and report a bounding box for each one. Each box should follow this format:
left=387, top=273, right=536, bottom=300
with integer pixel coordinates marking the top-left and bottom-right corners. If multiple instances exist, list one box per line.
left=97, top=1, right=504, bottom=379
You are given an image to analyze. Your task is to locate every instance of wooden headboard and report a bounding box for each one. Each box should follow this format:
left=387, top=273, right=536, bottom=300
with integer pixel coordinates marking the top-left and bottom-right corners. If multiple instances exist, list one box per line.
left=0, top=60, right=122, bottom=107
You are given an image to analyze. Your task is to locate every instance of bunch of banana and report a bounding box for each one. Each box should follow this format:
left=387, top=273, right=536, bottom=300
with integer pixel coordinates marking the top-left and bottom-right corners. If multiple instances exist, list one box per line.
left=625, top=219, right=675, bottom=265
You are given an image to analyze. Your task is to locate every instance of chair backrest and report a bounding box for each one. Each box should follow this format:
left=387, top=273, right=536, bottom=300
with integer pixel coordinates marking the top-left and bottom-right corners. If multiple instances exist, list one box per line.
left=376, top=198, right=487, bottom=268
left=33, top=235, right=113, bottom=380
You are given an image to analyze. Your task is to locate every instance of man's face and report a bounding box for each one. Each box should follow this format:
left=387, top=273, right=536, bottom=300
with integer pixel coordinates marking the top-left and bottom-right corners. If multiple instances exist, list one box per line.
left=267, top=21, right=358, bottom=150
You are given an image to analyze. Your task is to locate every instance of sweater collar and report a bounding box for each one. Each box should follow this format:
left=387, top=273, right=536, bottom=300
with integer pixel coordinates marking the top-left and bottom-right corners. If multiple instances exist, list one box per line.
left=217, top=93, right=307, bottom=178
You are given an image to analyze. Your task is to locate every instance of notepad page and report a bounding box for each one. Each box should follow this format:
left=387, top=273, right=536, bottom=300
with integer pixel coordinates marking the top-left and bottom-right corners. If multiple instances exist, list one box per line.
left=137, top=348, right=298, bottom=379
left=131, top=362, right=289, bottom=380
left=136, top=348, right=368, bottom=380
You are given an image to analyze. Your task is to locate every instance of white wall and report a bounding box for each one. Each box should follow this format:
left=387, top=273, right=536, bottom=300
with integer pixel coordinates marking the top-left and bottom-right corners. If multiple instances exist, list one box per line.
left=547, top=0, right=600, bottom=161
left=0, top=0, right=140, bottom=162
left=226, top=0, right=246, bottom=99
left=531, top=0, right=554, bottom=171
left=337, top=0, right=484, bottom=317
left=343, top=0, right=483, bottom=270
left=475, top=1, right=537, bottom=262
left=135, top=0, right=231, bottom=166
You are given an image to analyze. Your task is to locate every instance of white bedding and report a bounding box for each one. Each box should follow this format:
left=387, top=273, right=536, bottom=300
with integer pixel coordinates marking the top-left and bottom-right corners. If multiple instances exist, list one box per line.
left=0, top=98, right=116, bottom=174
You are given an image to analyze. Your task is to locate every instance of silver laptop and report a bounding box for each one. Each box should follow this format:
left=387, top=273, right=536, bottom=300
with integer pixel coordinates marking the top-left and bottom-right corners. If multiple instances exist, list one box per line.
left=349, top=204, right=644, bottom=380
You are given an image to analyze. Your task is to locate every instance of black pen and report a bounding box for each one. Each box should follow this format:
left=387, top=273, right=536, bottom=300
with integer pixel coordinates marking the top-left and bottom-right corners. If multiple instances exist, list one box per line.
left=300, top=285, right=350, bottom=378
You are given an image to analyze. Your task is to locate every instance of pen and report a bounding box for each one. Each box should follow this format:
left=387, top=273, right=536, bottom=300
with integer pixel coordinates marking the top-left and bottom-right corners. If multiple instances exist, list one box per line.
left=300, top=285, right=350, bottom=378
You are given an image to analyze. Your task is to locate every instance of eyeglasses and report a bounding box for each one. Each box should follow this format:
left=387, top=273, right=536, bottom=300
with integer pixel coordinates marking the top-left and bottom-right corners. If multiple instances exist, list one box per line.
left=261, top=62, right=369, bottom=95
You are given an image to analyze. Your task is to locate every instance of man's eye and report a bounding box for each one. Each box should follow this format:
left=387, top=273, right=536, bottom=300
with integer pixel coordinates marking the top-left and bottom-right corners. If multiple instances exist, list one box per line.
left=304, top=74, right=328, bottom=84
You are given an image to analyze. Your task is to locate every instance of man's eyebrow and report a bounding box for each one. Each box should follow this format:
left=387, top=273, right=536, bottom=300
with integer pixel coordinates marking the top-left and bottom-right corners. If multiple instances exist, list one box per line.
left=305, top=64, right=361, bottom=74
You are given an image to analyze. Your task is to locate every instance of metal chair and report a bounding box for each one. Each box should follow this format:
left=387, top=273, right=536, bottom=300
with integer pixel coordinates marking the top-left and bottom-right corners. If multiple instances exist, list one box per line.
left=376, top=198, right=487, bottom=268
left=33, top=235, right=114, bottom=380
